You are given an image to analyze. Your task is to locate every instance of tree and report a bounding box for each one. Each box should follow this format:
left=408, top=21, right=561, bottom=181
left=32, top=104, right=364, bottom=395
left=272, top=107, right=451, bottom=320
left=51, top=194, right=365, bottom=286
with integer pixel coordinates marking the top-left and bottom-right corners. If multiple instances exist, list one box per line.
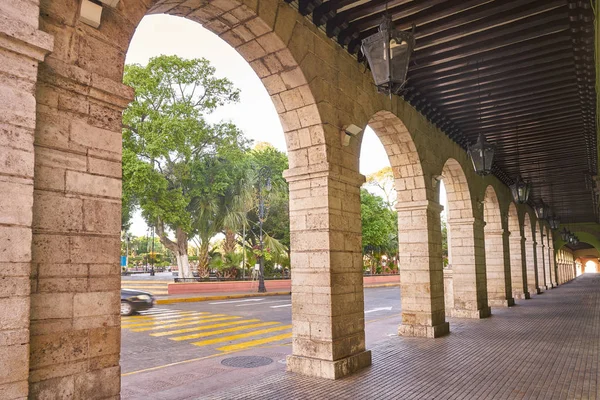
left=364, top=166, right=396, bottom=210
left=360, top=189, right=398, bottom=273
left=122, top=55, right=247, bottom=278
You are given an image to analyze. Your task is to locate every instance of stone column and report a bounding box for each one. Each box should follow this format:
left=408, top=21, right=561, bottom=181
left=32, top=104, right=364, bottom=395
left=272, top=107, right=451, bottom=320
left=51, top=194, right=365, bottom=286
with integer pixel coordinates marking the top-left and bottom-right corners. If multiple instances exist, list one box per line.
left=0, top=4, right=53, bottom=398
left=396, top=200, right=449, bottom=337
left=28, top=55, right=132, bottom=397
left=538, top=242, right=548, bottom=290
left=485, top=229, right=514, bottom=307
left=524, top=238, right=538, bottom=295
left=546, top=245, right=555, bottom=288
left=532, top=241, right=545, bottom=293
left=550, top=247, right=558, bottom=286
left=284, top=165, right=371, bottom=380
left=510, top=235, right=529, bottom=299
left=447, top=217, right=491, bottom=318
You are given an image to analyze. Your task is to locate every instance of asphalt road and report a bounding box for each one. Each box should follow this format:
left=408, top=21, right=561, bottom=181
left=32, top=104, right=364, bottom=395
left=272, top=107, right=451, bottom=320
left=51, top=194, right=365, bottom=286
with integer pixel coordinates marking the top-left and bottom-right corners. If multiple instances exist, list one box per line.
left=121, top=286, right=401, bottom=374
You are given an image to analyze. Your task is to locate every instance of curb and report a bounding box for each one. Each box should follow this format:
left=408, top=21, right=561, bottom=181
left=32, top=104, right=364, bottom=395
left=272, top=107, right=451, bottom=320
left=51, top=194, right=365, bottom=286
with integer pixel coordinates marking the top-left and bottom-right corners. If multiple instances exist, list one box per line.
left=155, top=291, right=291, bottom=304
left=364, top=283, right=400, bottom=288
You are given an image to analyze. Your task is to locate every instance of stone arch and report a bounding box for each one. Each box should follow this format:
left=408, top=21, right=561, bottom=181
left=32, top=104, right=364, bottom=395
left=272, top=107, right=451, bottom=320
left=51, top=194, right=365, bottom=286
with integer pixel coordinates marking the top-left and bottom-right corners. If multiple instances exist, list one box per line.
left=483, top=185, right=513, bottom=307
left=365, top=110, right=449, bottom=338
left=441, top=158, right=490, bottom=318
left=30, top=1, right=369, bottom=395
left=508, top=202, right=528, bottom=299
left=522, top=212, right=538, bottom=295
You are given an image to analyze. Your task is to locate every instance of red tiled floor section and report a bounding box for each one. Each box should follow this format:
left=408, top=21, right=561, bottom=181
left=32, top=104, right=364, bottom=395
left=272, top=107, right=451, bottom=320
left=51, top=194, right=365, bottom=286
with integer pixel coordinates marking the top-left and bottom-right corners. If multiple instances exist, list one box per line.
left=202, top=274, right=600, bottom=399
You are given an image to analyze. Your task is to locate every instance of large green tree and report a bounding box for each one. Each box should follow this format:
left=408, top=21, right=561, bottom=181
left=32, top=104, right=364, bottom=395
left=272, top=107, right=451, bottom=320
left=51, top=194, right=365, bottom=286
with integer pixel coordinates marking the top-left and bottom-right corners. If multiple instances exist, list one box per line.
left=122, top=55, right=247, bottom=278
left=361, top=189, right=398, bottom=272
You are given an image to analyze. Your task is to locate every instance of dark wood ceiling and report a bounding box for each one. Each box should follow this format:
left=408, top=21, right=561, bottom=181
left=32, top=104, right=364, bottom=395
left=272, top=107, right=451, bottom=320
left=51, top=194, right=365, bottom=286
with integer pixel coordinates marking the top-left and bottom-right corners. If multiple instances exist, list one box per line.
left=285, top=0, right=598, bottom=223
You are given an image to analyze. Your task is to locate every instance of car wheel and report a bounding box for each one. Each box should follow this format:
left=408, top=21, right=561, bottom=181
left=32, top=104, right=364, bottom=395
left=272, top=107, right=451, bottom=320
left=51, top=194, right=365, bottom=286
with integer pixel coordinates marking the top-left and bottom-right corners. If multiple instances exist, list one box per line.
left=121, top=301, right=134, bottom=316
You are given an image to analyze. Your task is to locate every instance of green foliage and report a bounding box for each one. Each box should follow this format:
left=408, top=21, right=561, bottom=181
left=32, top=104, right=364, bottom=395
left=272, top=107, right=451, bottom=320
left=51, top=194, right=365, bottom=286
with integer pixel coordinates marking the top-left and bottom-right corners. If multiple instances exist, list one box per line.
left=361, top=189, right=398, bottom=252
left=122, top=55, right=247, bottom=238
left=245, top=145, right=290, bottom=250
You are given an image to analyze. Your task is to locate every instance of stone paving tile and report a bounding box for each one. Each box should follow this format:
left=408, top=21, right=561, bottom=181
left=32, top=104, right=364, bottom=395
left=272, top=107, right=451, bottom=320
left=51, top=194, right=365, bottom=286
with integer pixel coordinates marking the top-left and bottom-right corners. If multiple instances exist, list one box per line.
left=201, top=274, right=600, bottom=400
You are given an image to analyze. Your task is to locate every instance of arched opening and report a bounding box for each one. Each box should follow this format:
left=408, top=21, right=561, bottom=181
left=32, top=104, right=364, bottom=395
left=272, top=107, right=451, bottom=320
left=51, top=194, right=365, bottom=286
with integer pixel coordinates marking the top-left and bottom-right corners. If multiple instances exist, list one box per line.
left=585, top=260, right=598, bottom=273
left=359, top=124, right=401, bottom=348
left=508, top=203, right=528, bottom=299
left=441, top=158, right=490, bottom=318
left=522, top=214, right=538, bottom=295
left=483, top=186, right=512, bottom=307
left=365, top=110, right=449, bottom=338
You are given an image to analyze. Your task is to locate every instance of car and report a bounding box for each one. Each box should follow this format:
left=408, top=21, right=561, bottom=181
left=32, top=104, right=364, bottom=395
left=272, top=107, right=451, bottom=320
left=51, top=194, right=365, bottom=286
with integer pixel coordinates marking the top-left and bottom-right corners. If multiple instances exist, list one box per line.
left=120, top=289, right=155, bottom=316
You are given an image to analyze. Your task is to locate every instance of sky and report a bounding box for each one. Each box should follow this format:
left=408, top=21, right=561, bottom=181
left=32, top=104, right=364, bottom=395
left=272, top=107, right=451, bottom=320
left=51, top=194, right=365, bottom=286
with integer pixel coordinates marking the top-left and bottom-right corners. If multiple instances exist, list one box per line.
left=125, top=15, right=420, bottom=236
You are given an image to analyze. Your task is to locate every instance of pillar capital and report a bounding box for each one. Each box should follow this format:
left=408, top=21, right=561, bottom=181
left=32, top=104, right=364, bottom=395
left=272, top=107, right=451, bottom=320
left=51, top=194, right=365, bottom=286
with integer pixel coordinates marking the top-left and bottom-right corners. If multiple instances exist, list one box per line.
left=447, top=217, right=485, bottom=227
left=284, top=162, right=366, bottom=186
left=395, top=200, right=443, bottom=213
left=0, top=17, right=53, bottom=61
left=484, top=229, right=508, bottom=236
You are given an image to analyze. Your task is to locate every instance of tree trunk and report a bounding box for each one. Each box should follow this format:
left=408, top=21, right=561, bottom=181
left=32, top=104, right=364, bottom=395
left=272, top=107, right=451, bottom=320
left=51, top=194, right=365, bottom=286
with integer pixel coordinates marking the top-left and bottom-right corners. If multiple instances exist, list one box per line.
left=197, top=240, right=210, bottom=277
left=223, top=229, right=236, bottom=254
left=155, top=220, right=192, bottom=279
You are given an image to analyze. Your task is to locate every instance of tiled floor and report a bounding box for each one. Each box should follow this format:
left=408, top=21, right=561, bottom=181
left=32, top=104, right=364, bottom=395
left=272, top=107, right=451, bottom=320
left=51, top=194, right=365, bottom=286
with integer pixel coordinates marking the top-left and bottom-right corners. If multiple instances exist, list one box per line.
left=205, top=274, right=600, bottom=400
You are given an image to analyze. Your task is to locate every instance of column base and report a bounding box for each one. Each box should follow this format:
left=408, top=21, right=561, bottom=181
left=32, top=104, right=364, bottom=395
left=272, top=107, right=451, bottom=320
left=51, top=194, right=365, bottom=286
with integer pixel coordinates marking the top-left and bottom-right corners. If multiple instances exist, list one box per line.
left=450, top=307, right=491, bottom=319
left=286, top=350, right=372, bottom=380
left=489, top=298, right=515, bottom=307
left=398, top=322, right=450, bottom=338
left=513, top=292, right=530, bottom=300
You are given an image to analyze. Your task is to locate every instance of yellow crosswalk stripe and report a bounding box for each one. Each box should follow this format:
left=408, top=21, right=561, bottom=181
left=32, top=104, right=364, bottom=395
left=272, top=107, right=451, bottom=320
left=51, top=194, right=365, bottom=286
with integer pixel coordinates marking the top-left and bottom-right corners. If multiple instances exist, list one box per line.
left=170, top=322, right=281, bottom=341
left=150, top=319, right=262, bottom=337
left=131, top=316, right=242, bottom=332
left=217, top=332, right=292, bottom=352
left=191, top=325, right=292, bottom=347
left=122, top=311, right=201, bottom=322
left=122, top=314, right=225, bottom=328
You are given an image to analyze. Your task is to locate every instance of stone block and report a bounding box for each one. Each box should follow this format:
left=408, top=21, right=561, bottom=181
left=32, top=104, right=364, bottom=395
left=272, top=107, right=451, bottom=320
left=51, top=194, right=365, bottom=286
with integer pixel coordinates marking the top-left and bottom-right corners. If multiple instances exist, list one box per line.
left=30, top=293, right=73, bottom=320
left=82, top=199, right=120, bottom=234
left=65, top=170, right=121, bottom=198
left=0, top=343, right=29, bottom=386
left=29, top=330, right=89, bottom=368
left=0, top=178, right=33, bottom=227
left=73, top=291, right=119, bottom=318
left=29, top=375, right=74, bottom=399
left=88, top=157, right=121, bottom=178
left=287, top=349, right=371, bottom=380
left=33, top=191, right=83, bottom=232
left=0, top=226, right=31, bottom=263
left=73, top=366, right=120, bottom=400
left=70, top=235, right=119, bottom=264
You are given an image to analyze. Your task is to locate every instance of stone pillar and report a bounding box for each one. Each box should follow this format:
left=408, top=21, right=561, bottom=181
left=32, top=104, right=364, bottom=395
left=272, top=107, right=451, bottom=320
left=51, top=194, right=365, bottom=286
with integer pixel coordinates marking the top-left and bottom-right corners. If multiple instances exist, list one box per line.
left=510, top=235, right=529, bottom=299
left=284, top=165, right=371, bottom=380
left=546, top=245, right=555, bottom=288
left=0, top=3, right=53, bottom=398
left=538, top=243, right=548, bottom=290
left=447, top=217, right=491, bottom=318
left=485, top=229, right=514, bottom=307
left=532, top=241, right=545, bottom=293
left=550, top=247, right=558, bottom=286
left=524, top=238, right=538, bottom=295
left=397, top=201, right=449, bottom=337
left=28, top=54, right=132, bottom=396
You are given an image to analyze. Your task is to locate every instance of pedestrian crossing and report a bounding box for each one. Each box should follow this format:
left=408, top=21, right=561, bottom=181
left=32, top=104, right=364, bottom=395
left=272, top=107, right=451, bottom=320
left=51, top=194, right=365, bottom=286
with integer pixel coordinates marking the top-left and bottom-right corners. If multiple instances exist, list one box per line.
left=121, top=308, right=292, bottom=354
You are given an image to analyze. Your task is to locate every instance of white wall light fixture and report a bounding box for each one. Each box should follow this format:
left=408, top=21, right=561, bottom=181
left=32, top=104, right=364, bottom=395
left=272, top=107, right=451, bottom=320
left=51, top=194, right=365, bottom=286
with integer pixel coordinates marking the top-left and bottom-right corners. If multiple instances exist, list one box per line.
left=341, top=124, right=363, bottom=147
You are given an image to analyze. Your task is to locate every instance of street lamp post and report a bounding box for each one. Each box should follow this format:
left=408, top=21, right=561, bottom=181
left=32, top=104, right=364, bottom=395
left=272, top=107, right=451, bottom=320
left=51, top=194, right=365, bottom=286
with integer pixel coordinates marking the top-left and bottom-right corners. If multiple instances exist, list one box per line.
left=256, top=166, right=272, bottom=293
left=150, top=225, right=155, bottom=276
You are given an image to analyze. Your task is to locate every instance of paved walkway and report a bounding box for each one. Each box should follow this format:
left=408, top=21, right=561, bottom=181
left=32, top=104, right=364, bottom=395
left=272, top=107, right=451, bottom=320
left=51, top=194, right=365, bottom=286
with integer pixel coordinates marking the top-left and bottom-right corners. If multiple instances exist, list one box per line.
left=123, top=274, right=600, bottom=399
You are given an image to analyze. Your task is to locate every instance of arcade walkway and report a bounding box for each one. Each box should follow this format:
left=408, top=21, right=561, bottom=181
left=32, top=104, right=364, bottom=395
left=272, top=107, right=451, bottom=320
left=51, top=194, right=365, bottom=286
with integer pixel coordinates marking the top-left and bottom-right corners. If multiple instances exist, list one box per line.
left=206, top=274, right=600, bottom=399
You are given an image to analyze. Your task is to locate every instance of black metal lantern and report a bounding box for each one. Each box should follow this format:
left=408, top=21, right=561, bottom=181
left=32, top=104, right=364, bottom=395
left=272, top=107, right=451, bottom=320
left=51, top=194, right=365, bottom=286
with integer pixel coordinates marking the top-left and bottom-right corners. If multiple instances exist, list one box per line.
left=560, top=228, right=570, bottom=242
left=547, top=213, right=560, bottom=230
left=534, top=200, right=549, bottom=220
left=572, top=236, right=580, bottom=246
left=361, top=15, right=415, bottom=95
left=509, top=175, right=532, bottom=204
left=468, top=133, right=496, bottom=176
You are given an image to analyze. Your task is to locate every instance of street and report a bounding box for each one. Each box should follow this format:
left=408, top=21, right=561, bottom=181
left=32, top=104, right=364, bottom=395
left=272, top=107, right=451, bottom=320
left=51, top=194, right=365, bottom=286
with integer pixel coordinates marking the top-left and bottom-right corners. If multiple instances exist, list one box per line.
left=121, top=287, right=401, bottom=377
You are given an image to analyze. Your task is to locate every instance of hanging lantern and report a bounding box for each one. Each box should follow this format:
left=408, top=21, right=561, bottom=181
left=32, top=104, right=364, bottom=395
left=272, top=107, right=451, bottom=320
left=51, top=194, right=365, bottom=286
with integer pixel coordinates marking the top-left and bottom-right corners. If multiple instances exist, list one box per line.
left=572, top=236, right=580, bottom=246
left=560, top=228, right=570, bottom=242
left=468, top=133, right=496, bottom=176
left=509, top=175, right=532, bottom=204
left=361, top=15, right=416, bottom=95
left=534, top=200, right=549, bottom=220
left=547, top=213, right=560, bottom=230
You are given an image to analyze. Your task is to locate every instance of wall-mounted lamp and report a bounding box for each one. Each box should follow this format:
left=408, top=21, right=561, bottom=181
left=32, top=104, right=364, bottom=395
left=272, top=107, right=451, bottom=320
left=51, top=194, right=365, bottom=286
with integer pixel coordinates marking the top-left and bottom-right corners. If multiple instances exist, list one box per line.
left=80, top=0, right=120, bottom=28
left=341, top=124, right=363, bottom=147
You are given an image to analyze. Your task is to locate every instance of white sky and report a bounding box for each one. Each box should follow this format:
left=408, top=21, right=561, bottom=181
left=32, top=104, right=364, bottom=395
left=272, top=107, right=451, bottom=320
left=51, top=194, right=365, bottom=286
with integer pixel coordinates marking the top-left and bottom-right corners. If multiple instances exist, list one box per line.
left=125, top=15, right=415, bottom=236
